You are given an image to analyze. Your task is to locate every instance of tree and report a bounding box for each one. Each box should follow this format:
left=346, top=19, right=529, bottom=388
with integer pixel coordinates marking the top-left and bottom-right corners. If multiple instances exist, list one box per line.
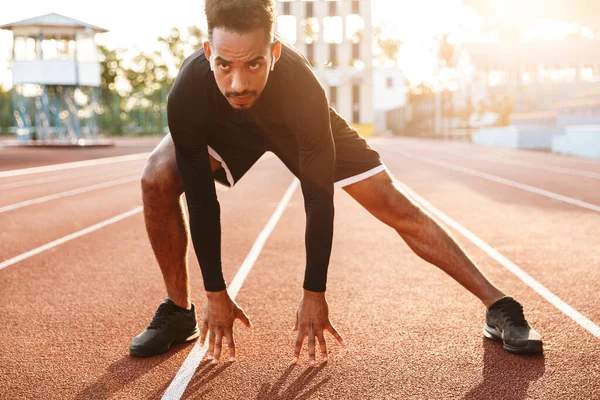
left=98, top=44, right=128, bottom=134
left=373, top=24, right=402, bottom=67
left=374, top=25, right=402, bottom=67
left=98, top=44, right=123, bottom=92
left=438, top=34, right=455, bottom=67
left=125, top=52, right=169, bottom=96
left=97, top=25, right=206, bottom=134
left=158, top=26, right=206, bottom=72
left=378, top=37, right=402, bottom=67
left=0, top=86, right=13, bottom=133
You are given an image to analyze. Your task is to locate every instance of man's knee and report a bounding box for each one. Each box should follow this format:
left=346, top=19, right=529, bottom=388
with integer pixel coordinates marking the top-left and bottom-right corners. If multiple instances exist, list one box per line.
left=141, top=150, right=183, bottom=199
left=378, top=183, right=425, bottom=232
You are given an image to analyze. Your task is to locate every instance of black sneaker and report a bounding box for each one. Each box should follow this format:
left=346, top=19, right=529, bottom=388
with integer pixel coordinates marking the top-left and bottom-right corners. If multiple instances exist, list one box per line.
left=130, top=299, right=199, bottom=357
left=483, top=296, right=543, bottom=354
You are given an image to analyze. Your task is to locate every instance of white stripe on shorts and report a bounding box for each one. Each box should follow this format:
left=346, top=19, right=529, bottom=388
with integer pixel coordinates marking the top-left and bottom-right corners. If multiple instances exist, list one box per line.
left=207, top=145, right=235, bottom=189
left=207, top=145, right=385, bottom=191
left=334, top=164, right=386, bottom=189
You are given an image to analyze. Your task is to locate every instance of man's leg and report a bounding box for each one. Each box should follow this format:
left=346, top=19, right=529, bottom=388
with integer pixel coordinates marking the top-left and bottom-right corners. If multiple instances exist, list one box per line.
left=140, top=134, right=222, bottom=309
left=130, top=134, right=222, bottom=357
left=343, top=169, right=543, bottom=353
left=132, top=123, right=266, bottom=357
left=343, top=169, right=505, bottom=308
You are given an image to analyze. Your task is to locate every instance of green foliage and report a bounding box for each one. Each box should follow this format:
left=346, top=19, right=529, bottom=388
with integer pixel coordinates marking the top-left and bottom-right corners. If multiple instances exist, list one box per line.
left=98, top=44, right=122, bottom=92
left=125, top=52, right=170, bottom=96
left=98, top=44, right=126, bottom=134
left=3, top=25, right=206, bottom=135
left=158, top=26, right=206, bottom=71
left=97, top=25, right=206, bottom=135
left=0, top=87, right=13, bottom=133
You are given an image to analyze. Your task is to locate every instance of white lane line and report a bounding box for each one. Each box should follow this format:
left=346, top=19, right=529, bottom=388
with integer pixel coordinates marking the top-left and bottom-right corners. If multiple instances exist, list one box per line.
left=0, top=162, right=144, bottom=190
left=395, top=178, right=600, bottom=339
left=1, top=153, right=272, bottom=192
left=471, top=154, right=600, bottom=179
left=0, top=175, right=139, bottom=214
left=0, top=206, right=143, bottom=271
left=403, top=143, right=600, bottom=180
left=0, top=152, right=149, bottom=178
left=372, top=137, right=600, bottom=169
left=162, top=178, right=300, bottom=400
left=0, top=151, right=271, bottom=187
left=393, top=150, right=600, bottom=214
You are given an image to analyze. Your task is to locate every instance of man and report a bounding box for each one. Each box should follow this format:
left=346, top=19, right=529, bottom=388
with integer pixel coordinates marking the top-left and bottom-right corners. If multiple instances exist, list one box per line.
left=130, top=0, right=543, bottom=364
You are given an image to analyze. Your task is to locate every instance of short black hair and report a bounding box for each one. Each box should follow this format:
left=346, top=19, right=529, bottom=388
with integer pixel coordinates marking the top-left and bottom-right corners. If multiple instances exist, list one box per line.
left=205, top=0, right=275, bottom=44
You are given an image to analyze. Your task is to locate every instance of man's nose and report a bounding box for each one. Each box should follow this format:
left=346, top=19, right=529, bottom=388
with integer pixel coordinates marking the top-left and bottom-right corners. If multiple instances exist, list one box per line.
left=230, top=71, right=249, bottom=94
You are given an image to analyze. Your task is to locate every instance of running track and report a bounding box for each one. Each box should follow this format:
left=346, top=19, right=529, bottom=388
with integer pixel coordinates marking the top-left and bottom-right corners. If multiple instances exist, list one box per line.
left=1, top=137, right=599, bottom=400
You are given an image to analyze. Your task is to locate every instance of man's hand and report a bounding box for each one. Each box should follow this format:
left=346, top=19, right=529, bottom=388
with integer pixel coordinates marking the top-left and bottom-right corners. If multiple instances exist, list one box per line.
left=292, top=290, right=344, bottom=366
left=201, top=290, right=252, bottom=364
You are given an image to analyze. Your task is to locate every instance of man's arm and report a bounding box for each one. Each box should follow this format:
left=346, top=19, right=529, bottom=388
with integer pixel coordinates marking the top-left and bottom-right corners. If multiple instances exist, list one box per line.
left=167, top=58, right=251, bottom=364
left=167, top=66, right=225, bottom=292
left=285, top=69, right=344, bottom=365
left=293, top=82, right=336, bottom=293
left=173, top=141, right=225, bottom=292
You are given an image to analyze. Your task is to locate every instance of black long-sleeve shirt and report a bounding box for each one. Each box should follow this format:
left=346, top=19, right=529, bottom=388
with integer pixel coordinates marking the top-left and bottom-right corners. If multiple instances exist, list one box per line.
left=167, top=41, right=335, bottom=293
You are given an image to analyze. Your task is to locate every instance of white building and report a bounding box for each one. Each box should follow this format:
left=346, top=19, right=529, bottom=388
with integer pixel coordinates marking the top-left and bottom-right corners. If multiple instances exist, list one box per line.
left=274, top=0, right=374, bottom=134
left=372, top=67, right=407, bottom=134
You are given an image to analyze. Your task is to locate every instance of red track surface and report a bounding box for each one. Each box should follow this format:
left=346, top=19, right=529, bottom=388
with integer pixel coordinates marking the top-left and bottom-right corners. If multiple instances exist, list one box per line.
left=1, top=137, right=599, bottom=399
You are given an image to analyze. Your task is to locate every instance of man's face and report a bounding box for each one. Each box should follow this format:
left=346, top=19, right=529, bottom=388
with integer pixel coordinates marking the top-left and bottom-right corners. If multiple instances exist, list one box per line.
left=204, top=27, right=281, bottom=110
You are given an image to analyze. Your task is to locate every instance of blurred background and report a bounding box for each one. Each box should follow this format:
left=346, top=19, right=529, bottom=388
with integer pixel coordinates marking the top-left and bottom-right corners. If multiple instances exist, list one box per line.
left=1, top=0, right=599, bottom=157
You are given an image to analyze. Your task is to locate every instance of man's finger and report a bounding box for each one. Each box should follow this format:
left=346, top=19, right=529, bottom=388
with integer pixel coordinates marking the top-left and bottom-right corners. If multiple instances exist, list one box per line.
left=200, top=320, right=209, bottom=346
left=316, top=331, right=328, bottom=361
left=236, top=308, right=252, bottom=328
left=307, top=329, right=316, bottom=367
left=326, top=324, right=345, bottom=346
left=292, top=309, right=299, bottom=332
left=212, top=330, right=223, bottom=364
left=293, top=331, right=306, bottom=363
left=207, top=329, right=216, bottom=360
left=225, top=330, right=236, bottom=361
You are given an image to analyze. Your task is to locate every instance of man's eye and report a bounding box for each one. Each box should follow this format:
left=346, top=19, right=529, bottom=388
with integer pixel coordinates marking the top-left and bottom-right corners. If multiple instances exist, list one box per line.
left=218, top=64, right=230, bottom=71
left=249, top=62, right=261, bottom=70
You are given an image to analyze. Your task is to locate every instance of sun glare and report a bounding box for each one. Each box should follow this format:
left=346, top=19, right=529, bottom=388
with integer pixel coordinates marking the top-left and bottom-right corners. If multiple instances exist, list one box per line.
left=1, top=0, right=597, bottom=91
left=520, top=19, right=581, bottom=41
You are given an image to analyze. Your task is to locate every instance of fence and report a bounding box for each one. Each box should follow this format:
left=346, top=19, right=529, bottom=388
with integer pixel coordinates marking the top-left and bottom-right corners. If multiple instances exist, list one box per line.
left=0, top=86, right=169, bottom=137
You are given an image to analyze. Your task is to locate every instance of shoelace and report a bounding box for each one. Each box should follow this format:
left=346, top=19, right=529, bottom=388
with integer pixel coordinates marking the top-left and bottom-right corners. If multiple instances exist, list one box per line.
left=148, top=302, right=175, bottom=330
left=499, top=301, right=528, bottom=328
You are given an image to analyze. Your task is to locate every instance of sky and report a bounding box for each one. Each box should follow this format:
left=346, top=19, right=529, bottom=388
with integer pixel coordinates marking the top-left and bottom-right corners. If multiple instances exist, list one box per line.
left=0, top=0, right=595, bottom=89
left=0, top=0, right=475, bottom=88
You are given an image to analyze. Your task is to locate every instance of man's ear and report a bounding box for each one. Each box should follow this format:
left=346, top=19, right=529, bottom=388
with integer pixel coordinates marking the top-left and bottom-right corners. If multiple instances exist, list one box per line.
left=203, top=41, right=212, bottom=58
left=271, top=41, right=282, bottom=71
left=204, top=41, right=214, bottom=71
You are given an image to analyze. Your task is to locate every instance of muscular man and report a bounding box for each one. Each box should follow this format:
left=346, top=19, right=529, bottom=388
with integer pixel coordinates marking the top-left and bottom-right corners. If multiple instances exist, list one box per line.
left=130, top=0, right=543, bottom=364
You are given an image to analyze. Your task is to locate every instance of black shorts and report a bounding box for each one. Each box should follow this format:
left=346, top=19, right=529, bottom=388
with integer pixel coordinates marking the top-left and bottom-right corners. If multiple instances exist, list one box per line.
left=207, top=109, right=385, bottom=189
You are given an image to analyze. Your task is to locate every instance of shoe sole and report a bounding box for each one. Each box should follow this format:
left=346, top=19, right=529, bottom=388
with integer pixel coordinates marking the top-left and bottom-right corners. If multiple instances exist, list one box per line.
left=483, top=324, right=543, bottom=354
left=175, top=327, right=200, bottom=344
left=130, top=325, right=200, bottom=357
